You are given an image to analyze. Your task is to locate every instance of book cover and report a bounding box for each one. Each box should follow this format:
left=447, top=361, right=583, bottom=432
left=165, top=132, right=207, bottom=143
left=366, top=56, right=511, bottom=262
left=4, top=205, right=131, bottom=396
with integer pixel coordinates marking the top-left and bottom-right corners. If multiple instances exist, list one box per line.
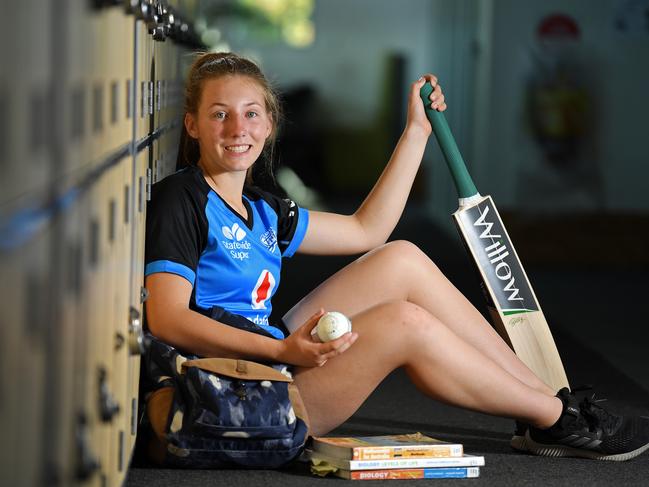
left=308, top=450, right=485, bottom=471
left=311, top=432, right=463, bottom=460
left=338, top=467, right=480, bottom=480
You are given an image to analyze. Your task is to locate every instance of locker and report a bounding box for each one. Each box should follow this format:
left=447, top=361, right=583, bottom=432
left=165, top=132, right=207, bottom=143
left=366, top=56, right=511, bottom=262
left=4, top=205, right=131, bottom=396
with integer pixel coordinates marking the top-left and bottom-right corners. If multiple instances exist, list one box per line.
left=154, top=24, right=184, bottom=181
left=124, top=148, right=149, bottom=468
left=0, top=242, right=27, bottom=487
left=64, top=185, right=103, bottom=487
left=81, top=164, right=118, bottom=487
left=135, top=19, right=154, bottom=141
left=58, top=185, right=93, bottom=485
left=5, top=228, right=50, bottom=486
left=102, top=161, right=127, bottom=487
left=131, top=150, right=149, bottom=311
left=86, top=5, right=113, bottom=172
left=155, top=37, right=171, bottom=131
left=2, top=0, right=54, bottom=206
left=117, top=154, right=141, bottom=469
left=66, top=0, right=97, bottom=177
left=107, top=155, right=133, bottom=485
left=99, top=9, right=134, bottom=157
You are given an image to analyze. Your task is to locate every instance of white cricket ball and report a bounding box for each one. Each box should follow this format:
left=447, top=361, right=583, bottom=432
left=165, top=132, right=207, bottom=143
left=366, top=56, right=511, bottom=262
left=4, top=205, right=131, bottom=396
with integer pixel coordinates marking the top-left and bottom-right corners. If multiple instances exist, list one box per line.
left=311, top=311, right=352, bottom=342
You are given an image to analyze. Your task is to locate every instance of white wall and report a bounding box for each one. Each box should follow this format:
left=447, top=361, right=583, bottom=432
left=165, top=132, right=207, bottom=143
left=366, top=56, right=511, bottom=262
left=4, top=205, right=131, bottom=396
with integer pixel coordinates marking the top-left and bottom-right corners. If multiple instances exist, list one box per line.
left=481, top=0, right=649, bottom=212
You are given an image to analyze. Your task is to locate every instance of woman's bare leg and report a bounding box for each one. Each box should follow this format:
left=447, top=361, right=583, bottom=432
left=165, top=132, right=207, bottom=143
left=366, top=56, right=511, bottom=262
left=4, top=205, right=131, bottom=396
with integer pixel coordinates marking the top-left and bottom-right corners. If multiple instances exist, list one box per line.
left=284, top=240, right=556, bottom=396
left=294, top=300, right=562, bottom=436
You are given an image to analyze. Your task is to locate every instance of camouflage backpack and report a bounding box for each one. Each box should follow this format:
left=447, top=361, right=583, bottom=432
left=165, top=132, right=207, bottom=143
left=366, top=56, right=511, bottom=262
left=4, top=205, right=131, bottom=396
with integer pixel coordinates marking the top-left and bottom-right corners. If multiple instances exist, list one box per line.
left=141, top=334, right=310, bottom=468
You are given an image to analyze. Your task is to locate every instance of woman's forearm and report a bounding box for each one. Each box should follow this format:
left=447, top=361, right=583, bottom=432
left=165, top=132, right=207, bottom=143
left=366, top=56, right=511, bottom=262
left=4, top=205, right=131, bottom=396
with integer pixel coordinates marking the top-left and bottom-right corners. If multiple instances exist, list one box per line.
left=149, top=306, right=283, bottom=361
left=353, top=126, right=429, bottom=246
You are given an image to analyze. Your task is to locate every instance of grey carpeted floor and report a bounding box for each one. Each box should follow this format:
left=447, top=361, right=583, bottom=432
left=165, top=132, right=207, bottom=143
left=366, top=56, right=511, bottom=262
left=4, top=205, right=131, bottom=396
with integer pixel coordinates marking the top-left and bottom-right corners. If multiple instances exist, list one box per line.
left=126, top=209, right=649, bottom=486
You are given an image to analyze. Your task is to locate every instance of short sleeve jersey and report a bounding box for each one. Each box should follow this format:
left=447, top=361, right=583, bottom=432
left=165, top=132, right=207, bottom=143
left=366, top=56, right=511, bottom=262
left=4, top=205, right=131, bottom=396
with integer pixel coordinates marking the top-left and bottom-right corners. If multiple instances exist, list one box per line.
left=144, top=166, right=309, bottom=339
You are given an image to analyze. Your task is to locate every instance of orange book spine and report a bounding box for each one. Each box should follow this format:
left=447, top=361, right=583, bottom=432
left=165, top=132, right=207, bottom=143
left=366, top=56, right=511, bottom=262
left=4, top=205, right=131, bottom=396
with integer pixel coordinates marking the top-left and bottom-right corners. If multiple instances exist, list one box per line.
left=352, top=445, right=463, bottom=461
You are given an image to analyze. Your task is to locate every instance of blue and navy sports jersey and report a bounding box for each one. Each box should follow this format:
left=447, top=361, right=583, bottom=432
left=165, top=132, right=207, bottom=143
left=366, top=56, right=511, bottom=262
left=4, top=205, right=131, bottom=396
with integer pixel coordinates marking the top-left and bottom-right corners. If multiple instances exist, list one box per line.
left=144, top=165, right=309, bottom=339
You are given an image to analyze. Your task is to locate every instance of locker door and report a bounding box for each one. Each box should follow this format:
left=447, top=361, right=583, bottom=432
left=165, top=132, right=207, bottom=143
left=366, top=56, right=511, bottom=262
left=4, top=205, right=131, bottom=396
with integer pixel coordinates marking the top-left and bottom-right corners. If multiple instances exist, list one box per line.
left=68, top=185, right=104, bottom=487
left=106, top=155, right=133, bottom=485
left=60, top=185, right=93, bottom=486
left=0, top=228, right=49, bottom=487
left=82, top=165, right=118, bottom=487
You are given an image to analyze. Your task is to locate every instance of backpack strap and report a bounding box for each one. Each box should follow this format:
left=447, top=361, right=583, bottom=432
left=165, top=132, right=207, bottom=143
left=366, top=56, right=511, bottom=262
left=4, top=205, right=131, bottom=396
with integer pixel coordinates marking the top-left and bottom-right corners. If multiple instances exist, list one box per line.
left=182, top=358, right=293, bottom=382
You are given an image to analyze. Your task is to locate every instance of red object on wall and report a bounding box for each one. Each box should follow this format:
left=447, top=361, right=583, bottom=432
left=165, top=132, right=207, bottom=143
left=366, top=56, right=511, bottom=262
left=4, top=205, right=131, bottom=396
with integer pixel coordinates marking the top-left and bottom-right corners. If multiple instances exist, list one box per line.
left=537, top=14, right=580, bottom=40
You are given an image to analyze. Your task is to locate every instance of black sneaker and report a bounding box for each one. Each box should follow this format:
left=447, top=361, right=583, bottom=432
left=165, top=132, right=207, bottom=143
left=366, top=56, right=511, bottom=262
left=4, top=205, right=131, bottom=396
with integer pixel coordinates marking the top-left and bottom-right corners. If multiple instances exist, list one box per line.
left=512, top=385, right=591, bottom=452
left=510, top=421, right=528, bottom=451
left=526, top=388, right=649, bottom=461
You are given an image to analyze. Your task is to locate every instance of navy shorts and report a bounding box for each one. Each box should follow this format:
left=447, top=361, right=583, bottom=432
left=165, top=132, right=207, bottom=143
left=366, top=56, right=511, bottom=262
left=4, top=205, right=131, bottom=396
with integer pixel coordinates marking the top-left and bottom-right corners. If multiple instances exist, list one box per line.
left=203, top=304, right=291, bottom=339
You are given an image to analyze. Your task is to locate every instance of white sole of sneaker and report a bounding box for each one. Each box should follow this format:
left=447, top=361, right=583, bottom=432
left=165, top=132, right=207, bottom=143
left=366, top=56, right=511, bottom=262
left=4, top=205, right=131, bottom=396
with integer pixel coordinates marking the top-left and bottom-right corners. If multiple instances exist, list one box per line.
left=524, top=431, right=649, bottom=461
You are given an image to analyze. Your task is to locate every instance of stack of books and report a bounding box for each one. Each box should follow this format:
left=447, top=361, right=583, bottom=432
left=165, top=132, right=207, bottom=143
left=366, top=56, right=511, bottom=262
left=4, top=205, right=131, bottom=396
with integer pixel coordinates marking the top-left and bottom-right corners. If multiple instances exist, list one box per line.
left=308, top=432, right=483, bottom=480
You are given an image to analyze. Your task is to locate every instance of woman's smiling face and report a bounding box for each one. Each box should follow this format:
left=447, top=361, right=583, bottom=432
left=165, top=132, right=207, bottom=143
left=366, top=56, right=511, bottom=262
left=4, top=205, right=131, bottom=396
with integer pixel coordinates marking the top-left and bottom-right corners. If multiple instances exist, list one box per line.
left=185, top=74, right=272, bottom=175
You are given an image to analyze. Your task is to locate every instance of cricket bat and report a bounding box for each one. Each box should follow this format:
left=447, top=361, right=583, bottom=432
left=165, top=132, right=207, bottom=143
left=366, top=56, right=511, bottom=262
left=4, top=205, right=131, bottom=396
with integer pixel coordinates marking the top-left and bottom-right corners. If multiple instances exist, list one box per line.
left=420, top=83, right=569, bottom=391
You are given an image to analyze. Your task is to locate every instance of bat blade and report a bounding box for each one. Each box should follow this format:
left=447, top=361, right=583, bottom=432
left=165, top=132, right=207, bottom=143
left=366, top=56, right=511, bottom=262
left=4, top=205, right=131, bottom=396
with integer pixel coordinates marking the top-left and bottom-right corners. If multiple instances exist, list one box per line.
left=453, top=196, right=569, bottom=391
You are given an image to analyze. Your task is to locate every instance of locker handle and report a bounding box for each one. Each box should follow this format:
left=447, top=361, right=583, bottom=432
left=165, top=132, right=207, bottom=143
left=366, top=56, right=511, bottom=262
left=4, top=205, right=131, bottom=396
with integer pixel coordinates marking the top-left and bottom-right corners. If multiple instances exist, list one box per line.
left=128, top=306, right=146, bottom=355
left=98, top=367, right=120, bottom=422
left=151, top=2, right=170, bottom=41
left=75, top=413, right=101, bottom=480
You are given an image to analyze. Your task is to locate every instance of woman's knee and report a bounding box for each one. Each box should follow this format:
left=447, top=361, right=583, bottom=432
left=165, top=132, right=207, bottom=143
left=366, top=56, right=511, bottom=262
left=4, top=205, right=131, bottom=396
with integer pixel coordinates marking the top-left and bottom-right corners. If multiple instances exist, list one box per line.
left=375, top=240, right=438, bottom=272
left=370, top=300, right=439, bottom=341
left=382, top=239, right=422, bottom=257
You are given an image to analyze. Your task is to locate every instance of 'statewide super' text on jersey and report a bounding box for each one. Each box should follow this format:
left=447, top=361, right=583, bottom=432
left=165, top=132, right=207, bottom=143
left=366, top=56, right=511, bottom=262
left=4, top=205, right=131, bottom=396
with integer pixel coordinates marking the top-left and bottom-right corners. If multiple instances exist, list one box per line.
left=144, top=166, right=309, bottom=339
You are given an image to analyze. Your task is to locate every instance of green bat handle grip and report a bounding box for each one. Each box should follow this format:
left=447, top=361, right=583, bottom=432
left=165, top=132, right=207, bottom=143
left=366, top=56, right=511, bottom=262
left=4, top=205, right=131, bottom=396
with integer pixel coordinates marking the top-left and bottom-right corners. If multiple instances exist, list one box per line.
left=420, top=83, right=478, bottom=199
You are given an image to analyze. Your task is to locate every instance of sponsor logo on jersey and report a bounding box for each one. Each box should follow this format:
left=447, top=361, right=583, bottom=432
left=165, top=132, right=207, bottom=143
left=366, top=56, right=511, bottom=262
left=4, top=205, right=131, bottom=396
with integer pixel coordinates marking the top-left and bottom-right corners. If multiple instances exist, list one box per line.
left=221, top=222, right=251, bottom=260
left=222, top=223, right=246, bottom=241
left=250, top=315, right=270, bottom=327
left=260, top=227, right=278, bottom=253
left=251, top=270, right=276, bottom=309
